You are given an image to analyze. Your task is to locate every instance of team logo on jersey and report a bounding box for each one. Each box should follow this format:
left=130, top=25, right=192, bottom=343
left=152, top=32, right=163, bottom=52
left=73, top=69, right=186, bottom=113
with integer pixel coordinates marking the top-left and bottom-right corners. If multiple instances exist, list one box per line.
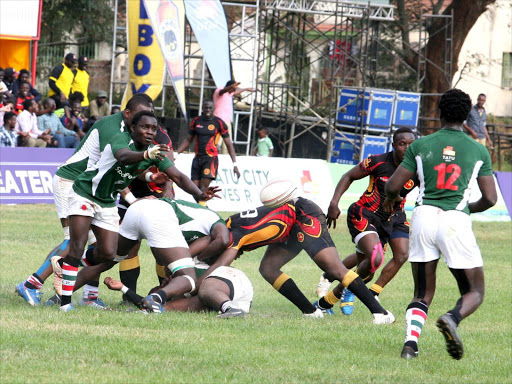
left=404, top=179, right=414, bottom=190
left=208, top=124, right=215, bottom=131
left=204, top=168, right=210, bottom=175
left=443, top=146, right=456, bottom=162
left=363, top=157, right=371, bottom=168
left=297, top=232, right=304, bottom=242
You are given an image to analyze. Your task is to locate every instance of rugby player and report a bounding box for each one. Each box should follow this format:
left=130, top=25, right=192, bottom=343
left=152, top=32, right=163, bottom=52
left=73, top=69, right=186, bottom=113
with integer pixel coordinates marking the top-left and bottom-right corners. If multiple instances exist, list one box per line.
left=103, top=264, right=253, bottom=318
left=175, top=100, right=240, bottom=204
left=53, top=111, right=219, bottom=311
left=319, top=128, right=417, bottom=314
left=15, top=93, right=157, bottom=307
left=194, top=196, right=395, bottom=323
left=385, top=89, right=497, bottom=360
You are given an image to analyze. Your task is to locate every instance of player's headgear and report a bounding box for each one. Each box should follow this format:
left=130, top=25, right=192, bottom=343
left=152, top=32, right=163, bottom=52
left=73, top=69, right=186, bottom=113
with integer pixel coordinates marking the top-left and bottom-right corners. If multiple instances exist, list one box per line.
left=438, top=88, right=472, bottom=124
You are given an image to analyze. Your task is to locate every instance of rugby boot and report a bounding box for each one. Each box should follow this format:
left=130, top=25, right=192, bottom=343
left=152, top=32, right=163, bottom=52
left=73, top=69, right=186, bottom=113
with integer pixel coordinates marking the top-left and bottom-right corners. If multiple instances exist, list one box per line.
left=436, top=314, right=464, bottom=360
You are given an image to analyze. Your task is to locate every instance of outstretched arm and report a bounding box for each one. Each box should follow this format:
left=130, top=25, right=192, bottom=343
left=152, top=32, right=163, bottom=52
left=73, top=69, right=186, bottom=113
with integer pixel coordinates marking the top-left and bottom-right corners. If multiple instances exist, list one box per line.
left=164, top=165, right=221, bottom=201
left=104, top=277, right=144, bottom=307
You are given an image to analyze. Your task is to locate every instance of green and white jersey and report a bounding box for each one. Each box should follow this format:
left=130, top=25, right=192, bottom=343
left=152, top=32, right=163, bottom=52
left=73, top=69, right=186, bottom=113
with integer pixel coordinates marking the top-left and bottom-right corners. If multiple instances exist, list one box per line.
left=160, top=198, right=225, bottom=243
left=401, top=128, right=492, bottom=214
left=73, top=131, right=173, bottom=208
left=56, top=113, right=125, bottom=181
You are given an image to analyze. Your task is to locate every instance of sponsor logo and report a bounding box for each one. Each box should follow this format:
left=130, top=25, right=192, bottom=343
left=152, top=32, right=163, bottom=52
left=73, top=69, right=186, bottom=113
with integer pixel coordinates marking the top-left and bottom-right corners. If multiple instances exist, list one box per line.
left=297, top=232, right=304, bottom=242
left=442, top=146, right=456, bottom=162
left=115, top=166, right=136, bottom=180
left=381, top=176, right=389, bottom=182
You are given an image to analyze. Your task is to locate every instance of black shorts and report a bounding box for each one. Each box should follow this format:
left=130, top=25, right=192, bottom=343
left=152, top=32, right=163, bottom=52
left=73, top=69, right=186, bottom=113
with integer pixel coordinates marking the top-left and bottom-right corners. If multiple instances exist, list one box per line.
left=346, top=203, right=393, bottom=245
left=284, top=198, right=335, bottom=258
left=191, top=155, right=218, bottom=181
left=390, top=210, right=410, bottom=240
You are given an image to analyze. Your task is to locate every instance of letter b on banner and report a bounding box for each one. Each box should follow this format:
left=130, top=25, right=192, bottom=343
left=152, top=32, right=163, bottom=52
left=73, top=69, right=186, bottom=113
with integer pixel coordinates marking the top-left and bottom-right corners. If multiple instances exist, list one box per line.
left=138, top=25, right=154, bottom=46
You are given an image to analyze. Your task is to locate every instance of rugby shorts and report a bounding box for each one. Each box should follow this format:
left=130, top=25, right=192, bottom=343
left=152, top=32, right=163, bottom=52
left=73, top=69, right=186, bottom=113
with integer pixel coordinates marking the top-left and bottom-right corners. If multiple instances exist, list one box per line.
left=68, top=189, right=120, bottom=232
left=347, top=203, right=392, bottom=251
left=191, top=155, right=218, bottom=181
left=206, top=266, right=254, bottom=313
left=119, top=199, right=188, bottom=249
left=390, top=210, right=410, bottom=240
left=409, top=205, right=483, bottom=269
left=53, top=174, right=74, bottom=219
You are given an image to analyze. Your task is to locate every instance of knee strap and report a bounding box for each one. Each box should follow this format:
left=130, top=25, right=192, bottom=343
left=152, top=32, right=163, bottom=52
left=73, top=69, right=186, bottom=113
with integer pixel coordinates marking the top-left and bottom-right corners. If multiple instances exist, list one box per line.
left=168, top=258, right=194, bottom=275
left=113, top=254, right=128, bottom=262
left=370, top=243, right=385, bottom=274
left=182, top=275, right=196, bottom=296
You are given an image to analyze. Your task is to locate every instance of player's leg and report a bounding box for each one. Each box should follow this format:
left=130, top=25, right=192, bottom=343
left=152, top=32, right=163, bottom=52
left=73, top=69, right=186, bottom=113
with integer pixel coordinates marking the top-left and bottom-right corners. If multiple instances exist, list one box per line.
left=119, top=242, right=141, bottom=295
left=371, top=235, right=409, bottom=298
left=353, top=233, right=384, bottom=281
left=259, top=244, right=319, bottom=316
left=198, top=277, right=234, bottom=313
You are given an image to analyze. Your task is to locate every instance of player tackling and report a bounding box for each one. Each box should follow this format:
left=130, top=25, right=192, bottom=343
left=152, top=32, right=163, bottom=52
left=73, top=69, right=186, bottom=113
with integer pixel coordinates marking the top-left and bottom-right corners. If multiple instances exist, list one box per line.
left=384, top=88, right=497, bottom=360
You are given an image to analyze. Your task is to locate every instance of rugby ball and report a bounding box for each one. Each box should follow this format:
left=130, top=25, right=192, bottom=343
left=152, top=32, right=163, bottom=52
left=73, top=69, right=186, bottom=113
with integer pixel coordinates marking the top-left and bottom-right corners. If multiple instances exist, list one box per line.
left=260, top=179, right=297, bottom=208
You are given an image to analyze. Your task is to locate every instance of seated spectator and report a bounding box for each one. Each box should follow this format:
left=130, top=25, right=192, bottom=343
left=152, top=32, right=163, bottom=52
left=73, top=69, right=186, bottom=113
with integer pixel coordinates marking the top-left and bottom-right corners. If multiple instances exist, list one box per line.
left=0, top=111, right=18, bottom=147
left=0, top=99, right=15, bottom=124
left=111, top=106, right=121, bottom=115
left=37, top=98, right=80, bottom=148
left=11, top=69, right=42, bottom=102
left=0, top=67, right=13, bottom=101
left=61, top=101, right=86, bottom=139
left=15, top=82, right=34, bottom=113
left=84, top=90, right=109, bottom=132
left=3, top=67, right=16, bottom=93
left=15, top=99, right=51, bottom=147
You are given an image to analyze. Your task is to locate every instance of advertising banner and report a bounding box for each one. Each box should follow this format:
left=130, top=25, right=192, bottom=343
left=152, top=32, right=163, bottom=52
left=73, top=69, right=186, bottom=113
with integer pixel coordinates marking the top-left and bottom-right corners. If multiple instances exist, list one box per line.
left=0, top=148, right=73, bottom=204
left=121, top=0, right=166, bottom=109
left=143, top=0, right=187, bottom=119
left=184, top=0, right=231, bottom=88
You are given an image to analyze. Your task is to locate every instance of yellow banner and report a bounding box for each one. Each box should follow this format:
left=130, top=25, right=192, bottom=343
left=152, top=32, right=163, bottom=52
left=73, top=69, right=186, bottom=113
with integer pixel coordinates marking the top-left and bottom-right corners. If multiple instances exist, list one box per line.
left=121, top=0, right=165, bottom=109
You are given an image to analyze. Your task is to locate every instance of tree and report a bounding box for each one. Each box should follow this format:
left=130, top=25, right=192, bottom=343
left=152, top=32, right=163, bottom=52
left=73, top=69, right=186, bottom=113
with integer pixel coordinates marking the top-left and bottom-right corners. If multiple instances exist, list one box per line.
left=394, top=0, right=497, bottom=128
left=40, top=0, right=114, bottom=43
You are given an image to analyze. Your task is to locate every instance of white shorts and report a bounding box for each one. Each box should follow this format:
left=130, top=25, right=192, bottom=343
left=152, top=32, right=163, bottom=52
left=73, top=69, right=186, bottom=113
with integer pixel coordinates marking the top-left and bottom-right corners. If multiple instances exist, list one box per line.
left=119, top=199, right=188, bottom=249
left=206, top=266, right=254, bottom=313
left=68, top=189, right=120, bottom=233
left=53, top=174, right=74, bottom=219
left=409, top=205, right=483, bottom=269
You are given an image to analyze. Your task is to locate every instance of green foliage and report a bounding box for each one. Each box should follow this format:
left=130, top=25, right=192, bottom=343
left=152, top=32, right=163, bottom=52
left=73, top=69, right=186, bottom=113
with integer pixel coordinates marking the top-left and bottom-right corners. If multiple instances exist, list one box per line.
left=41, top=0, right=114, bottom=43
left=1, top=205, right=511, bottom=383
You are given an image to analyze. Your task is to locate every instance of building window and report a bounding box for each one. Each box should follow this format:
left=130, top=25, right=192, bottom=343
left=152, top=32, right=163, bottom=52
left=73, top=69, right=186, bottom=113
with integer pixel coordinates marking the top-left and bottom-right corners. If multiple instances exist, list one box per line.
left=502, top=52, right=512, bottom=88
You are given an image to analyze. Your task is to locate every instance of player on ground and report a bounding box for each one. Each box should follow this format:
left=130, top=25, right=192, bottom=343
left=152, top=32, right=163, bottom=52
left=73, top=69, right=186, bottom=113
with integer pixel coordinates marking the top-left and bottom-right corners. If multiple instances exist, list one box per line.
left=104, top=265, right=253, bottom=318
left=384, top=88, right=497, bottom=360
left=194, top=194, right=395, bottom=323
left=53, top=111, right=219, bottom=311
left=15, top=93, right=156, bottom=307
left=175, top=100, right=240, bottom=205
left=319, top=128, right=417, bottom=315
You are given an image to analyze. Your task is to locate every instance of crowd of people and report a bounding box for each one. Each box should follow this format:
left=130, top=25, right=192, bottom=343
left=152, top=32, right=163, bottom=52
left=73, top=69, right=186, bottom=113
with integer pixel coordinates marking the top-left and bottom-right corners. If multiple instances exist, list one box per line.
left=0, top=53, right=112, bottom=148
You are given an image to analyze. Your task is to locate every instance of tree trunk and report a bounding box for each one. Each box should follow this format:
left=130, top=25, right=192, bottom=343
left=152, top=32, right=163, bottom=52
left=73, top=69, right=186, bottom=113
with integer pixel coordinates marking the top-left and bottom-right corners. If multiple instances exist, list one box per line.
left=422, top=0, right=496, bottom=130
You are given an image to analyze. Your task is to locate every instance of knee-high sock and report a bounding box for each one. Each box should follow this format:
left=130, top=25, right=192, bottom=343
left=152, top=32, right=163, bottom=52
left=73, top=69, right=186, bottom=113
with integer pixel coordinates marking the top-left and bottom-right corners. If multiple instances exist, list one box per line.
left=83, top=282, right=99, bottom=301
left=61, top=257, right=80, bottom=306
left=404, top=301, right=428, bottom=352
left=272, top=273, right=316, bottom=314
left=119, top=256, right=141, bottom=293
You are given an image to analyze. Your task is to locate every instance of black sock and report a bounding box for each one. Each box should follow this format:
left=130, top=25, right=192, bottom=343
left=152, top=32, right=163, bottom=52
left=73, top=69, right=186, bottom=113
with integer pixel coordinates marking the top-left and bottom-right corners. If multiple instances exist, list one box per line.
left=152, top=290, right=167, bottom=304
left=318, top=296, right=334, bottom=309
left=404, top=340, right=418, bottom=352
left=120, top=266, right=140, bottom=296
left=448, top=298, right=463, bottom=325
left=348, top=277, right=386, bottom=314
left=277, top=278, right=316, bottom=314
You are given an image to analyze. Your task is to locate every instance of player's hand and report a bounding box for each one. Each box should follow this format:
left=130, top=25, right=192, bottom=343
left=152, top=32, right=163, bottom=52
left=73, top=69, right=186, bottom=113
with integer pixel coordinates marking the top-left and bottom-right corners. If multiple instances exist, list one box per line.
left=201, top=186, right=222, bottom=201
left=103, top=277, right=123, bottom=291
left=144, top=144, right=170, bottom=160
left=150, top=171, right=169, bottom=185
left=326, top=201, right=340, bottom=229
left=382, top=197, right=396, bottom=213
left=233, top=166, right=241, bottom=179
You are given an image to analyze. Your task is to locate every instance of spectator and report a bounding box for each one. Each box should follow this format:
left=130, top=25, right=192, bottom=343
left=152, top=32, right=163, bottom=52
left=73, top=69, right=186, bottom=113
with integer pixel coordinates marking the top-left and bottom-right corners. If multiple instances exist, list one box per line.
left=15, top=99, right=51, bottom=147
left=0, top=67, right=12, bottom=101
left=3, top=67, right=17, bottom=92
left=0, top=111, right=18, bottom=147
left=213, top=80, right=255, bottom=154
left=37, top=98, right=80, bottom=148
left=15, top=82, right=34, bottom=113
left=111, top=106, right=121, bottom=115
left=48, top=53, right=77, bottom=108
left=0, top=99, right=15, bottom=123
left=254, top=128, right=274, bottom=157
left=61, top=101, right=86, bottom=139
left=463, top=93, right=493, bottom=150
left=88, top=90, right=109, bottom=120
left=11, top=69, right=42, bottom=102
left=71, top=56, right=90, bottom=107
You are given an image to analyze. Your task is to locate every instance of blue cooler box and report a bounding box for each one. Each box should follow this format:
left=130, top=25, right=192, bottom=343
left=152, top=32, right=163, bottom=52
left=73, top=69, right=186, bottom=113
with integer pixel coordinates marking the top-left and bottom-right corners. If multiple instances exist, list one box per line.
left=331, top=133, right=389, bottom=164
left=393, top=91, right=420, bottom=130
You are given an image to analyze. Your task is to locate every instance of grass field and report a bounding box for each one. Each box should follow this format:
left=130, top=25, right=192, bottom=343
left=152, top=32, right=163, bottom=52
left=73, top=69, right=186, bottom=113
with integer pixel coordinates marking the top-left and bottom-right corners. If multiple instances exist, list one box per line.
left=1, top=204, right=511, bottom=384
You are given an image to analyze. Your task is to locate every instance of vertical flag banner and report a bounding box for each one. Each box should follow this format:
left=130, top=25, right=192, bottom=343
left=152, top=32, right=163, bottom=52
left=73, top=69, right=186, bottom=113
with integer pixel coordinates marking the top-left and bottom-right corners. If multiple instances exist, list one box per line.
left=184, top=0, right=232, bottom=88
left=121, top=0, right=165, bottom=109
left=143, top=0, right=187, bottom=119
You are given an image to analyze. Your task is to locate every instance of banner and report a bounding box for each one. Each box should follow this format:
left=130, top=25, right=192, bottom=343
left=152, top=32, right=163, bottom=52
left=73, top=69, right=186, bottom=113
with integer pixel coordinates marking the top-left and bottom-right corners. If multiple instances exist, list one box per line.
left=184, top=0, right=231, bottom=88
left=143, top=0, right=187, bottom=119
left=495, top=171, right=512, bottom=220
left=121, top=0, right=166, bottom=109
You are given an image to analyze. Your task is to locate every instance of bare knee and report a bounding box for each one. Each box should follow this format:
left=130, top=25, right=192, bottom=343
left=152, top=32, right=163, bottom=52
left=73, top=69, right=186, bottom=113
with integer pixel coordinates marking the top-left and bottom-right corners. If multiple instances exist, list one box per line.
left=393, top=251, right=409, bottom=266
left=95, top=242, right=117, bottom=262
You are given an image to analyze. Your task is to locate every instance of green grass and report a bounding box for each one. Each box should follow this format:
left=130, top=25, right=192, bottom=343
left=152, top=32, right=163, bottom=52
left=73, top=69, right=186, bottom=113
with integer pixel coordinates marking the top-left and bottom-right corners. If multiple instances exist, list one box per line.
left=1, top=205, right=511, bottom=384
